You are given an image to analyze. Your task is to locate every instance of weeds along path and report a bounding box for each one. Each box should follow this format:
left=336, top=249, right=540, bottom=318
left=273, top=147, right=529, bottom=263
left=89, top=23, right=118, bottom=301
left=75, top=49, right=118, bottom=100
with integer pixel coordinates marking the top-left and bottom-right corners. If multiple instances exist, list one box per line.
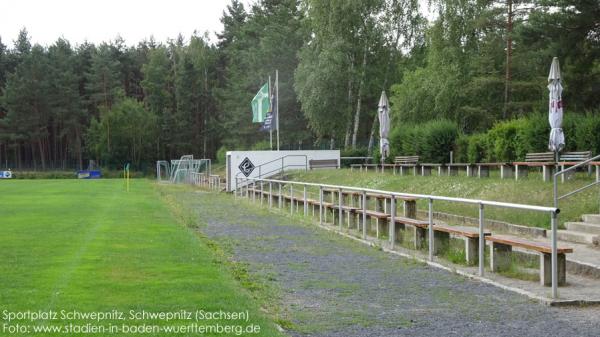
left=168, top=187, right=600, bottom=337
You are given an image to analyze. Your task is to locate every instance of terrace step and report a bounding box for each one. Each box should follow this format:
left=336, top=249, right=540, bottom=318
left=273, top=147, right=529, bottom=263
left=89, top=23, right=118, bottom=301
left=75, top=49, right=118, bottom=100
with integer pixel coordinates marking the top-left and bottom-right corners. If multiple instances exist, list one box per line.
left=565, top=222, right=600, bottom=235
left=555, top=230, right=599, bottom=247
left=582, top=214, right=600, bottom=224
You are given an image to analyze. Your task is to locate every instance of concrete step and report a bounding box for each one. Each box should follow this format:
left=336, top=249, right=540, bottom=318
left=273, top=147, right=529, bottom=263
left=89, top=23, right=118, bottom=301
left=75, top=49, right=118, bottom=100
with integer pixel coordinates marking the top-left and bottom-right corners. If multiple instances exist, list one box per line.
left=582, top=214, right=600, bottom=224
left=555, top=230, right=599, bottom=246
left=565, top=222, right=600, bottom=235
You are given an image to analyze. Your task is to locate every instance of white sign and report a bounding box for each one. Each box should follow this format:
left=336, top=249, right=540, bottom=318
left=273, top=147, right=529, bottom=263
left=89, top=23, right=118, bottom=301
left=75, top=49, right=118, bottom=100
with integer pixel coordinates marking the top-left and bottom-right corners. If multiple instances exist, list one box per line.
left=1, top=171, right=12, bottom=179
left=226, top=150, right=340, bottom=191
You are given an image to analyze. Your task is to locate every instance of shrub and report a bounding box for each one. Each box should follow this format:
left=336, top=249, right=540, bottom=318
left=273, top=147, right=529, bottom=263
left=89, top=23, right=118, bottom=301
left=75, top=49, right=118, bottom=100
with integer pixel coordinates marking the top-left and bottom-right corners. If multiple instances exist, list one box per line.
left=419, top=119, right=459, bottom=163
left=216, top=146, right=228, bottom=164
left=467, top=133, right=487, bottom=163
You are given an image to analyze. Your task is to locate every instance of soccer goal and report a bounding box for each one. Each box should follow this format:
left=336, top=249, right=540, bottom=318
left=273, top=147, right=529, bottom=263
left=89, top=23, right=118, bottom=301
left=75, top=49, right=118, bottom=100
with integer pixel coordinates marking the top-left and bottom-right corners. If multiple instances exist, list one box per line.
left=156, top=155, right=211, bottom=184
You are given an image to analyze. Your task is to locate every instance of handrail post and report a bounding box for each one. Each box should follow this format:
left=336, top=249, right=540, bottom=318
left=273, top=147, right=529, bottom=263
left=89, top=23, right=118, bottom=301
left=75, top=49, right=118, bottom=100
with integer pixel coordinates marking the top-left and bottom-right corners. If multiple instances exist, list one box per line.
left=269, top=182, right=273, bottom=208
left=390, top=195, right=396, bottom=249
left=303, top=185, right=308, bottom=216
left=551, top=211, right=558, bottom=299
left=478, top=203, right=484, bottom=276
left=278, top=183, right=282, bottom=208
left=290, top=185, right=294, bottom=215
left=428, top=198, right=434, bottom=261
left=260, top=180, right=263, bottom=206
left=319, top=185, right=323, bottom=225
left=362, top=190, right=367, bottom=239
left=338, top=188, right=343, bottom=230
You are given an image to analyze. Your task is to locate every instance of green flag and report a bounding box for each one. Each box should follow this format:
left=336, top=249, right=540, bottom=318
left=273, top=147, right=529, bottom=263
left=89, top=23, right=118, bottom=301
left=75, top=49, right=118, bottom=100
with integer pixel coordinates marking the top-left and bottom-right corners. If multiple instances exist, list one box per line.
left=251, top=83, right=270, bottom=123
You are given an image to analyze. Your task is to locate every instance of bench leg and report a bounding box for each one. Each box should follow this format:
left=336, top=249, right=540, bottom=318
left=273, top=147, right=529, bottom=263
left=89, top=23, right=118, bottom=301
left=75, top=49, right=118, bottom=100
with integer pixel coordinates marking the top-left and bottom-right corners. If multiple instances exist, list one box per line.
left=490, top=242, right=512, bottom=272
left=433, top=231, right=449, bottom=255
left=542, top=165, right=554, bottom=182
left=465, top=237, right=479, bottom=265
left=421, top=166, right=431, bottom=176
left=500, top=165, right=514, bottom=179
left=478, top=166, right=489, bottom=178
left=540, top=253, right=566, bottom=286
left=403, top=200, right=417, bottom=219
left=394, top=223, right=404, bottom=245
left=412, top=226, right=426, bottom=250
left=515, top=165, right=528, bottom=180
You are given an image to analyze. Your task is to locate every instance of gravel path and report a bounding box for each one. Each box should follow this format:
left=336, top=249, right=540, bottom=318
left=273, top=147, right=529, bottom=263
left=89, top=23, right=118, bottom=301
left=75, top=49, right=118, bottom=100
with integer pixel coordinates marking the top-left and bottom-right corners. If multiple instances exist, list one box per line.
left=182, top=190, right=600, bottom=337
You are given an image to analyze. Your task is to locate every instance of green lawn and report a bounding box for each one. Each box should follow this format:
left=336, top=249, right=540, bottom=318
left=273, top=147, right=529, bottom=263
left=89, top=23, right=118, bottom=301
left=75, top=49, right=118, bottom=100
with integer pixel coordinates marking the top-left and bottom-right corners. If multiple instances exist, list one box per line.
left=0, top=179, right=283, bottom=336
left=288, top=169, right=600, bottom=229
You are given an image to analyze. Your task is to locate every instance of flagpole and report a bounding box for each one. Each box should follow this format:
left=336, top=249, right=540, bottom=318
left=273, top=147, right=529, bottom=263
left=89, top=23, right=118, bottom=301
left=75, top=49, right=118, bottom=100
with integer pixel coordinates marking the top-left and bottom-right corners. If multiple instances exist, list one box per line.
left=276, top=69, right=280, bottom=151
left=268, top=76, right=272, bottom=150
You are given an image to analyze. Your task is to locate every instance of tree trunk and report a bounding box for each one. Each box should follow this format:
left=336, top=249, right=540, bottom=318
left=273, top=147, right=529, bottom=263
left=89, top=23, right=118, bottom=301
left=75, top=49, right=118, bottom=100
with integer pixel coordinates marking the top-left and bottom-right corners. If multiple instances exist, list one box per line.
left=76, top=127, right=83, bottom=170
left=367, top=113, right=378, bottom=155
left=352, top=44, right=368, bottom=149
left=344, top=119, right=352, bottom=149
left=504, top=0, right=513, bottom=119
left=38, top=139, right=46, bottom=170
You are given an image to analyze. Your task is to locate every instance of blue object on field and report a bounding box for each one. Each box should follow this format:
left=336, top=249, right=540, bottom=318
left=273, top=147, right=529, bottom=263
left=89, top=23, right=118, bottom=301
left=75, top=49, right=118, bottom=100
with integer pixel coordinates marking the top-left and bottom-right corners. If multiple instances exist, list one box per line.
left=77, top=170, right=101, bottom=179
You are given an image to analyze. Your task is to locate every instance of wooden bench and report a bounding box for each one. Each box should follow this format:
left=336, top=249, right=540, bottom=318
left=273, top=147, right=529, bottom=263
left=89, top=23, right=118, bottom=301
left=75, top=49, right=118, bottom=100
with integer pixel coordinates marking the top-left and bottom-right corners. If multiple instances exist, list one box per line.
left=485, top=235, right=573, bottom=286
left=443, top=163, right=474, bottom=176
left=513, top=152, right=556, bottom=181
left=393, top=156, right=419, bottom=175
left=473, top=162, right=514, bottom=179
left=418, top=163, right=442, bottom=176
left=309, top=159, right=339, bottom=169
left=558, top=151, right=593, bottom=182
left=405, top=222, right=491, bottom=264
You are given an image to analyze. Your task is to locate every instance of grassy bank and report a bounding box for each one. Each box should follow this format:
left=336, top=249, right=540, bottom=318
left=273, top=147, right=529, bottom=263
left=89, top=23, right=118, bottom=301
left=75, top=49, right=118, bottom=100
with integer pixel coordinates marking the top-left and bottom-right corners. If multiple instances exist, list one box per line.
left=287, top=169, right=599, bottom=229
left=0, top=179, right=283, bottom=336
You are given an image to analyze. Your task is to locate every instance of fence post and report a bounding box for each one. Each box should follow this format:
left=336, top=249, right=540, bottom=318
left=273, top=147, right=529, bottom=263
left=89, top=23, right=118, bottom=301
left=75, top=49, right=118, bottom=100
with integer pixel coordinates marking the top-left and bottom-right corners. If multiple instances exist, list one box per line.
left=278, top=183, right=282, bottom=209
left=478, top=203, right=484, bottom=276
left=362, top=190, right=367, bottom=239
left=338, top=188, right=343, bottom=230
left=269, top=182, right=273, bottom=208
left=428, top=198, right=434, bottom=261
left=390, top=195, right=396, bottom=248
left=290, top=185, right=294, bottom=215
left=234, top=178, right=238, bottom=200
left=551, top=211, right=558, bottom=299
left=260, top=180, right=263, bottom=206
left=252, top=181, right=256, bottom=203
left=303, top=185, right=308, bottom=216
left=319, top=186, right=323, bottom=225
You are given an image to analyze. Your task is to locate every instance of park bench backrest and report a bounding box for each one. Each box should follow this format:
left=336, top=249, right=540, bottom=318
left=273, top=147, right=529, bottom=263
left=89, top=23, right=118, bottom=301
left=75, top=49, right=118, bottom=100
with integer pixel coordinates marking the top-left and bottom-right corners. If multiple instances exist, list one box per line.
left=559, top=151, right=592, bottom=162
left=394, top=156, right=419, bottom=165
left=309, top=159, right=338, bottom=169
left=525, top=152, right=555, bottom=162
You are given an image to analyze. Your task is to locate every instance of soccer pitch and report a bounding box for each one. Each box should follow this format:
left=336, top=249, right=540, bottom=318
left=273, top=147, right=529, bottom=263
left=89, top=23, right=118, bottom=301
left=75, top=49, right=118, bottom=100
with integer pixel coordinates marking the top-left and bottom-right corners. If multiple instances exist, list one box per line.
left=0, top=179, right=282, bottom=336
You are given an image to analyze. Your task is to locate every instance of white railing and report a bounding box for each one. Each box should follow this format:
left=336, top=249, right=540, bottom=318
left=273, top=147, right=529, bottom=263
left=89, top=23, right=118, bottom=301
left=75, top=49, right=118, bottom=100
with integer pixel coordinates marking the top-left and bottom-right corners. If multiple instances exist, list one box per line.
left=235, top=176, right=561, bottom=299
left=190, top=172, right=222, bottom=191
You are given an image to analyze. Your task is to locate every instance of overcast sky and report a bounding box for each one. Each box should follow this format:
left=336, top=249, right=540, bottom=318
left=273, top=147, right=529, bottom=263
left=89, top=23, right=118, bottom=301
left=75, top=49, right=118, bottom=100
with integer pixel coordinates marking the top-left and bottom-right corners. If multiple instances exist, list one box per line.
left=0, top=0, right=243, bottom=47
left=1, top=0, right=433, bottom=48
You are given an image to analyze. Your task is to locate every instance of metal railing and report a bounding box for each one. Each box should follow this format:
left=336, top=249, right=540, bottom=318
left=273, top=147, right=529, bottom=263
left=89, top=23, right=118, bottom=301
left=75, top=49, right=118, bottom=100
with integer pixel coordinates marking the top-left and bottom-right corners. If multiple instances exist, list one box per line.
left=553, top=154, right=600, bottom=207
left=190, top=172, right=222, bottom=191
left=235, top=176, right=562, bottom=299
left=235, top=154, right=308, bottom=182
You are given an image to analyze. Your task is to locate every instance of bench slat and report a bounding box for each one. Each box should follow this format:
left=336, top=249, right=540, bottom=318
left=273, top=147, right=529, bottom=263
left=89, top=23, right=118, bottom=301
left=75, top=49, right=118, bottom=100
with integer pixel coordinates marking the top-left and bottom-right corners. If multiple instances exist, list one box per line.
left=486, top=235, right=573, bottom=254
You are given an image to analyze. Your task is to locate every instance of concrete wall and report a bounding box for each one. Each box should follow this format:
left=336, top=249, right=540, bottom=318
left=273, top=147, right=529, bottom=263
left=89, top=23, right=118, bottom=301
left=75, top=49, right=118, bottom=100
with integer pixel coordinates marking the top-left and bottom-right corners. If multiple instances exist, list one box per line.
left=226, top=150, right=340, bottom=191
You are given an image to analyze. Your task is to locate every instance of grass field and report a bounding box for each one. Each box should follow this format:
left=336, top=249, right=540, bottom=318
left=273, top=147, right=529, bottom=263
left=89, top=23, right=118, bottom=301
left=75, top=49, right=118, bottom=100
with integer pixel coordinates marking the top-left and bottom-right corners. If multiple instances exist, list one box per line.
left=0, top=179, right=283, bottom=336
left=288, top=169, right=600, bottom=229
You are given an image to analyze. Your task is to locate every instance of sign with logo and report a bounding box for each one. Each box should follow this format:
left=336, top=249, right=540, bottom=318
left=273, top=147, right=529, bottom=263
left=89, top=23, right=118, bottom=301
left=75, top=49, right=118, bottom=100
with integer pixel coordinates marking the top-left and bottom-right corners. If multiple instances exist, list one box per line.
left=238, top=157, right=255, bottom=177
left=0, top=171, right=12, bottom=179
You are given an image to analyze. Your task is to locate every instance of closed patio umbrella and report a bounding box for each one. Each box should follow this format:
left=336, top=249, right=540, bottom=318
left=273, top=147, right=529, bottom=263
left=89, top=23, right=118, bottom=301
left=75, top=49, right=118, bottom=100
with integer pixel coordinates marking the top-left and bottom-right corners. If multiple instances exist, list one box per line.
left=548, top=57, right=565, bottom=156
left=378, top=91, right=390, bottom=164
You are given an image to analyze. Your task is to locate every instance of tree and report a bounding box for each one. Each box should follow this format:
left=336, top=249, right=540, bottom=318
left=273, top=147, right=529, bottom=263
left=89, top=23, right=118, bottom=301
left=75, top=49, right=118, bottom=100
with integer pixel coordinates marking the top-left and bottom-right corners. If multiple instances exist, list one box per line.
left=2, top=44, right=52, bottom=169
left=86, top=98, right=157, bottom=167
